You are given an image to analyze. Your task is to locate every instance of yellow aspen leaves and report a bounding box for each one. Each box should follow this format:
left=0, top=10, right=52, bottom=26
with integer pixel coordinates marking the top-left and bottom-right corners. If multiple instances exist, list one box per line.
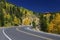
left=13, top=16, right=20, bottom=25
left=48, top=13, right=60, bottom=33
left=34, top=17, right=39, bottom=25
left=23, top=17, right=31, bottom=25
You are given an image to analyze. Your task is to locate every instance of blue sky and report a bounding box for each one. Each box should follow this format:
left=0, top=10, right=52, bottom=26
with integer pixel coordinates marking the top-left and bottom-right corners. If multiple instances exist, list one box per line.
left=7, top=0, right=60, bottom=13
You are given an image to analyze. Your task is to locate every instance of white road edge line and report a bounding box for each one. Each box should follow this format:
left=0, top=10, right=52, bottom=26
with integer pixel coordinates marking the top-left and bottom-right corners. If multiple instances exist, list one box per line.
left=16, top=28, right=53, bottom=40
left=26, top=27, right=60, bottom=37
left=2, top=29, right=12, bottom=40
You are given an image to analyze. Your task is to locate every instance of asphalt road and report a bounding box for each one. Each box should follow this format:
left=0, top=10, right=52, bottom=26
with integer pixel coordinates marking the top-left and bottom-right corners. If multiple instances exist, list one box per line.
left=0, top=26, right=60, bottom=40
left=0, top=28, right=8, bottom=40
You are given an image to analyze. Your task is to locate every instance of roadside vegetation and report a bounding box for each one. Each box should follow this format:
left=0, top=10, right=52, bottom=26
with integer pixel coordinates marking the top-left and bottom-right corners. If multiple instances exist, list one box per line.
left=0, top=0, right=60, bottom=34
left=38, top=13, right=60, bottom=34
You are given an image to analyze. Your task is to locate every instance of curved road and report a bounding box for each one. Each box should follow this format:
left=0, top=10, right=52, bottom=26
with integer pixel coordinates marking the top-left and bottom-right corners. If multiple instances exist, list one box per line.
left=0, top=26, right=60, bottom=40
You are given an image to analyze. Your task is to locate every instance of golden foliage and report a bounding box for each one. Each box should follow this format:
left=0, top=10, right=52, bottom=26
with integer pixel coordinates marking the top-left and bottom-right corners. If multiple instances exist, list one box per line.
left=13, top=16, right=20, bottom=25
left=34, top=17, right=39, bottom=25
left=48, top=13, right=60, bottom=33
left=23, top=17, right=31, bottom=25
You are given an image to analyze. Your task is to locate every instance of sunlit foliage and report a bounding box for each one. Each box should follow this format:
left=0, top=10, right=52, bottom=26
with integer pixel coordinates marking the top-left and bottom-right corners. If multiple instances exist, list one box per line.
left=47, top=13, right=60, bottom=34
left=23, top=17, right=31, bottom=25
left=1, top=0, right=60, bottom=34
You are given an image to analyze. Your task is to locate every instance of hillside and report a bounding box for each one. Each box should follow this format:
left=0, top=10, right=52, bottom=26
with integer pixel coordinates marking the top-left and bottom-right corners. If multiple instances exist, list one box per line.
left=0, top=0, right=39, bottom=27
left=0, top=0, right=60, bottom=34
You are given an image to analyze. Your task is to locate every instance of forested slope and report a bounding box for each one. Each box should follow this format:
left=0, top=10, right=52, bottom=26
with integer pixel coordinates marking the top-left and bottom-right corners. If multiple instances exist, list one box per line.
left=0, top=0, right=38, bottom=27
left=0, top=0, right=60, bottom=34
